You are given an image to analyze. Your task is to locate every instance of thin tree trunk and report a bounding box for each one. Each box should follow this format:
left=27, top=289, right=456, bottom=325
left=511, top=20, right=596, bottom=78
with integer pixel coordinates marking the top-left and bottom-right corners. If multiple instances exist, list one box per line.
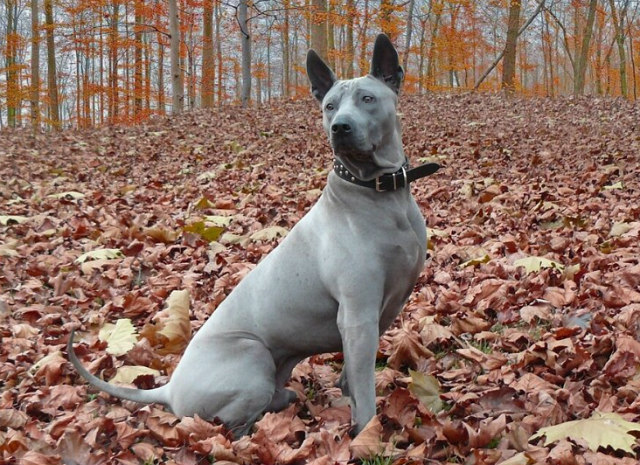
left=474, top=0, right=545, bottom=90
left=501, top=0, right=522, bottom=94
left=31, top=0, right=40, bottom=128
left=282, top=0, right=290, bottom=96
left=238, top=0, right=251, bottom=107
left=327, top=0, right=335, bottom=68
left=44, top=0, right=60, bottom=129
left=134, top=0, right=143, bottom=116
left=109, top=0, right=119, bottom=121
left=629, top=31, right=637, bottom=100
left=311, top=0, right=328, bottom=61
left=403, top=0, right=415, bottom=72
left=215, top=0, right=223, bottom=104
left=158, top=38, right=165, bottom=114
left=417, top=17, right=426, bottom=92
left=573, top=0, right=598, bottom=96
left=345, top=0, right=354, bottom=78
left=169, top=0, right=184, bottom=113
left=202, top=0, right=215, bottom=107
left=608, top=0, right=629, bottom=98
left=359, top=0, right=369, bottom=74
left=426, top=0, right=442, bottom=90
left=6, top=0, right=17, bottom=127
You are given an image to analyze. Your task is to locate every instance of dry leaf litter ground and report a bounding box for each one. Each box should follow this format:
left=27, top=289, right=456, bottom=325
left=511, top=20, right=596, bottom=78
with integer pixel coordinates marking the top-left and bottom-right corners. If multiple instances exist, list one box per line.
left=1, top=93, right=640, bottom=465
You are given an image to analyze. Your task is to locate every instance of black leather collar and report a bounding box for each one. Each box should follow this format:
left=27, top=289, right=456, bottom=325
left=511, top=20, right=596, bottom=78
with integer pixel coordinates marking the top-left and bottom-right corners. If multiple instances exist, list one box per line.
left=333, top=159, right=441, bottom=192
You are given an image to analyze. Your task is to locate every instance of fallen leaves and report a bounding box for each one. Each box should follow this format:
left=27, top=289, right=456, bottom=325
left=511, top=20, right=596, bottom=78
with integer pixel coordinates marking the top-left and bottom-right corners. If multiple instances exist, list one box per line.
left=2, top=94, right=640, bottom=463
left=531, top=411, right=640, bottom=455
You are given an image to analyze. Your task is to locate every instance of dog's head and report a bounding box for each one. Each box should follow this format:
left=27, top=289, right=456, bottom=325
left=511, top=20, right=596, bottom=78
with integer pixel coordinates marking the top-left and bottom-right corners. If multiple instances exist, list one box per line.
left=307, top=34, right=405, bottom=182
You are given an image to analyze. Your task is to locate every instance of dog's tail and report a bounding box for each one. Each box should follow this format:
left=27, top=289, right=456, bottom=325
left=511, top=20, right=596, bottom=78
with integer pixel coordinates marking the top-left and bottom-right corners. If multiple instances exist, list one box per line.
left=67, top=329, right=169, bottom=407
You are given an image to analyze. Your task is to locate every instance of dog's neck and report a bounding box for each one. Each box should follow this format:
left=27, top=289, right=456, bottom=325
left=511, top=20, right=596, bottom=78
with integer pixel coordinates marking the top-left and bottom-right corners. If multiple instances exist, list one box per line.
left=332, top=158, right=441, bottom=192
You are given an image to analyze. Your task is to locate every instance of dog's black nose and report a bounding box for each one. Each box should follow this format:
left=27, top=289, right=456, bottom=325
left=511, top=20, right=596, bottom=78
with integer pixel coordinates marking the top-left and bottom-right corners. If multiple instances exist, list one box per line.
left=331, top=122, right=352, bottom=134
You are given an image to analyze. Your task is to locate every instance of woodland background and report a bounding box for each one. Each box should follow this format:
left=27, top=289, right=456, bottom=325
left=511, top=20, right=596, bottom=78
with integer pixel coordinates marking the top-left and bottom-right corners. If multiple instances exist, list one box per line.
left=1, top=0, right=640, bottom=130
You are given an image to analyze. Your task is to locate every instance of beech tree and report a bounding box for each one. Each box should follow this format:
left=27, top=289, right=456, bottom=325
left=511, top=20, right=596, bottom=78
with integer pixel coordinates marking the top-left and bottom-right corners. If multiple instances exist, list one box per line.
left=168, top=0, right=183, bottom=113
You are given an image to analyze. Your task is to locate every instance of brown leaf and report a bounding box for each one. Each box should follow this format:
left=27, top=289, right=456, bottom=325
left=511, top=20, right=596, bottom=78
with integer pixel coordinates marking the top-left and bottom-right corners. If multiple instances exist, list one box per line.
left=349, top=415, right=384, bottom=460
left=386, top=321, right=434, bottom=369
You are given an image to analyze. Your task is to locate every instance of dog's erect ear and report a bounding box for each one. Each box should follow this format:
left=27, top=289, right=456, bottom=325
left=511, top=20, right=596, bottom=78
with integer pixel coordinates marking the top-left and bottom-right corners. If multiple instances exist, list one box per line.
left=306, top=50, right=337, bottom=102
left=370, top=34, right=404, bottom=94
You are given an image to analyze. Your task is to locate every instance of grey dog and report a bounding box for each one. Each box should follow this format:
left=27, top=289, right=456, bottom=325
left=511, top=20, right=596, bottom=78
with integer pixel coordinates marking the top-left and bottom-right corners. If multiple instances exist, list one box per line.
left=68, top=33, right=440, bottom=437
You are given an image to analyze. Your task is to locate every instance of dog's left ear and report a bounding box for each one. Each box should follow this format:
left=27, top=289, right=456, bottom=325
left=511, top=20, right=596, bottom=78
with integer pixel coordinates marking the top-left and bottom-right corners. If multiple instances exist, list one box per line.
left=307, top=50, right=337, bottom=102
left=370, top=34, right=404, bottom=94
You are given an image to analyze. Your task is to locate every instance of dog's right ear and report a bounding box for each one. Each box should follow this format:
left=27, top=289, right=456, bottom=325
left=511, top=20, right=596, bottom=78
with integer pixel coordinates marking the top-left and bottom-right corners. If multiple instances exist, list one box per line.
left=306, top=50, right=336, bottom=102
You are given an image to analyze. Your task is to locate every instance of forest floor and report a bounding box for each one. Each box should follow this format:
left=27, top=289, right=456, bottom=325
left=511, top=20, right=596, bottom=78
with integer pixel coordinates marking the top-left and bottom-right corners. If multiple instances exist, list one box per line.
left=1, top=93, right=640, bottom=465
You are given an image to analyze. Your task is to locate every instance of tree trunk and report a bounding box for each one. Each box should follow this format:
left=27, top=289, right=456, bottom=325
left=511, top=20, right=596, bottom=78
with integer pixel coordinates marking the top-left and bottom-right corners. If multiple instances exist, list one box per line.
left=501, top=0, right=522, bottom=94
left=215, top=0, right=223, bottom=103
left=327, top=0, right=335, bottom=68
left=134, top=0, right=143, bottom=116
left=108, top=0, right=119, bottom=121
left=6, top=0, right=17, bottom=128
left=359, top=0, right=369, bottom=74
left=426, top=1, right=442, bottom=90
left=403, top=0, right=415, bottom=72
left=474, top=0, right=545, bottom=91
left=168, top=0, right=184, bottom=113
left=573, top=0, right=597, bottom=96
left=44, top=0, right=60, bottom=129
left=31, top=0, right=40, bottom=128
left=282, top=0, right=291, bottom=96
left=311, top=0, right=328, bottom=62
left=345, top=0, right=355, bottom=78
left=608, top=0, right=628, bottom=98
left=202, top=0, right=214, bottom=107
left=238, top=0, right=251, bottom=107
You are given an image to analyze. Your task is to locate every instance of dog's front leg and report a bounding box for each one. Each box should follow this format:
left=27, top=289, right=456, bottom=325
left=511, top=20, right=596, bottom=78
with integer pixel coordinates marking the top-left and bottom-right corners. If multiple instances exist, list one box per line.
left=338, top=304, right=379, bottom=435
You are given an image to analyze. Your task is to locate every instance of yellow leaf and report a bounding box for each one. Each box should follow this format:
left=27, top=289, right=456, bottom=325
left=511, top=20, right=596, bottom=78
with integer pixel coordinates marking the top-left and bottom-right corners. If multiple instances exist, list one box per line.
left=153, top=290, right=191, bottom=354
left=183, top=221, right=224, bottom=242
left=610, top=222, right=634, bottom=237
left=602, top=181, right=624, bottom=190
left=498, top=452, right=532, bottom=465
left=80, top=258, right=121, bottom=275
left=204, top=215, right=235, bottom=227
left=250, top=226, right=289, bottom=242
left=99, top=319, right=137, bottom=356
left=220, top=232, right=249, bottom=246
left=76, top=248, right=123, bottom=264
left=195, top=197, right=214, bottom=209
left=530, top=411, right=640, bottom=455
left=514, top=256, right=564, bottom=273
left=459, top=253, right=490, bottom=269
left=110, top=365, right=160, bottom=384
left=0, top=215, right=29, bottom=225
left=196, top=170, right=219, bottom=181
left=47, top=191, right=85, bottom=200
left=0, top=240, right=19, bottom=257
left=409, top=369, right=444, bottom=413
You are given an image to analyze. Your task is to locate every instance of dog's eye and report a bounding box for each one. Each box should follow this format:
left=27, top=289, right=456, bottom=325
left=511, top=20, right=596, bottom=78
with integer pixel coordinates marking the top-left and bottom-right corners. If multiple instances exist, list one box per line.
left=325, top=103, right=335, bottom=111
left=362, top=95, right=375, bottom=103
